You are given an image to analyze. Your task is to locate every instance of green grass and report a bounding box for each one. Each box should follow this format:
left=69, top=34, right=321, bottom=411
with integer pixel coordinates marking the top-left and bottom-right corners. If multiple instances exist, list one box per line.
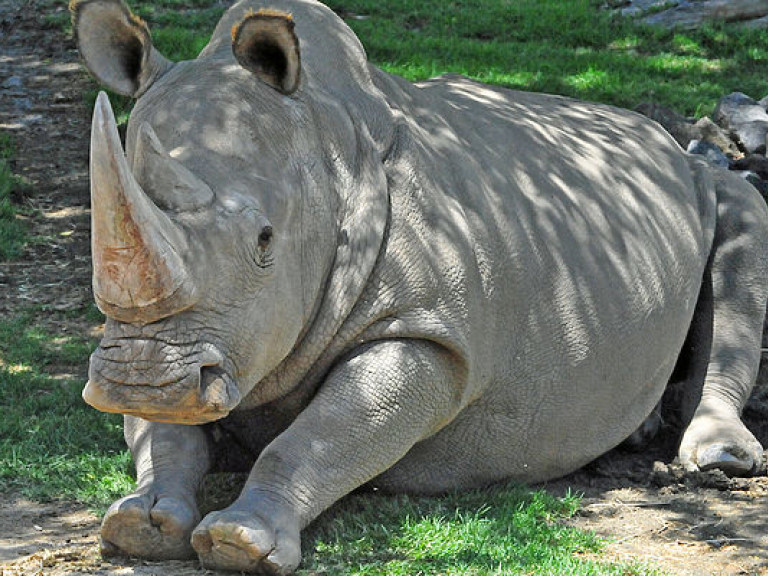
left=0, top=132, right=28, bottom=261
left=327, top=0, right=768, bottom=117
left=296, top=487, right=663, bottom=575
left=91, top=0, right=768, bottom=119
left=0, top=313, right=133, bottom=509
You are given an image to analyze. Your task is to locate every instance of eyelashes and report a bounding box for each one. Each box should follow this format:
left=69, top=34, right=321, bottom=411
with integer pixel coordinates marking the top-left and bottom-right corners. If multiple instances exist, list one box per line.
left=255, top=250, right=274, bottom=269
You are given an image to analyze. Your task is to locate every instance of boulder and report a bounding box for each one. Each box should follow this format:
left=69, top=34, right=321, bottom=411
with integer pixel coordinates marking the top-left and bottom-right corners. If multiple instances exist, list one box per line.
left=635, top=102, right=698, bottom=149
left=713, top=92, right=768, bottom=155
left=635, top=103, right=740, bottom=157
left=687, top=140, right=731, bottom=169
left=618, top=0, right=678, bottom=17
left=693, top=117, right=741, bottom=158
left=732, top=155, right=768, bottom=181
left=640, top=0, right=768, bottom=29
left=744, top=15, right=768, bottom=28
left=736, top=170, right=768, bottom=197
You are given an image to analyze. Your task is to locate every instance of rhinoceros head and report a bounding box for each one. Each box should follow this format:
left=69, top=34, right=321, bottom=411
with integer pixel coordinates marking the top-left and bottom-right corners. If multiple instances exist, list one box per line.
left=72, top=0, right=390, bottom=424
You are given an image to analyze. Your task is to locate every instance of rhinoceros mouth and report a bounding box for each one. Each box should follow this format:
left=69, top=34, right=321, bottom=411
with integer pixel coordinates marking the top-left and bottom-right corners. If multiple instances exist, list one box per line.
left=83, top=343, right=242, bottom=425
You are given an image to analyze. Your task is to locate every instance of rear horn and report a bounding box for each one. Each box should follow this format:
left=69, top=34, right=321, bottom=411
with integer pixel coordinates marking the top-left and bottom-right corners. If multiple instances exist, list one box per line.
left=132, top=122, right=214, bottom=212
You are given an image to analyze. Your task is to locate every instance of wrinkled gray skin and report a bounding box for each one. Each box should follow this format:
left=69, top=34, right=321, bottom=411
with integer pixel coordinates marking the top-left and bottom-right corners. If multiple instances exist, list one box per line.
left=74, top=0, right=768, bottom=573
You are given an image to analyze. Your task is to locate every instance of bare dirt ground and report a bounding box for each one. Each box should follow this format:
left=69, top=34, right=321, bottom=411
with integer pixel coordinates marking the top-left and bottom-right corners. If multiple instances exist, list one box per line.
left=1, top=1, right=768, bottom=575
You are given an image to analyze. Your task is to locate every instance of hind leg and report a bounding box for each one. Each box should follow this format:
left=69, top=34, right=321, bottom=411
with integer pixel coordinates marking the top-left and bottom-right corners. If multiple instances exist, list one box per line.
left=622, top=399, right=663, bottom=451
left=679, top=174, right=768, bottom=476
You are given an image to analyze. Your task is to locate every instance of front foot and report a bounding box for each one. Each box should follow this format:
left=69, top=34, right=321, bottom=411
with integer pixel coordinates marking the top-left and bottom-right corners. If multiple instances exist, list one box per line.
left=679, top=400, right=765, bottom=476
left=100, top=490, right=200, bottom=560
left=191, top=507, right=300, bottom=575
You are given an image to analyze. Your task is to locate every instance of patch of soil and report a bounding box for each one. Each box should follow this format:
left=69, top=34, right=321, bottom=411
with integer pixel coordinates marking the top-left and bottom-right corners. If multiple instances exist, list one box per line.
left=2, top=2, right=768, bottom=576
left=546, top=449, right=768, bottom=576
left=0, top=0, right=94, bottom=332
left=0, top=496, right=98, bottom=567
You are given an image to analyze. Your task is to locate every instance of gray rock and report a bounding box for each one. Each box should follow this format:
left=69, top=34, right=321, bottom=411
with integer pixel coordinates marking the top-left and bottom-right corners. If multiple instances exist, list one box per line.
left=635, top=102, right=741, bottom=156
left=713, top=92, right=768, bottom=154
left=693, top=117, right=741, bottom=158
left=619, top=0, right=680, bottom=17
left=2, top=75, right=22, bottom=88
left=743, top=14, right=768, bottom=28
left=13, top=97, right=32, bottom=112
left=687, top=139, right=731, bottom=169
left=641, top=0, right=768, bottom=29
left=732, top=154, right=768, bottom=180
left=635, top=102, right=698, bottom=149
left=736, top=170, right=768, bottom=197
left=714, top=92, right=758, bottom=114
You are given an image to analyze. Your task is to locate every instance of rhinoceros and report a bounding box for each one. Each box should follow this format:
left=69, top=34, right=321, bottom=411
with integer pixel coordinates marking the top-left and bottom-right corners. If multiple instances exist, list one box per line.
left=72, top=0, right=768, bottom=572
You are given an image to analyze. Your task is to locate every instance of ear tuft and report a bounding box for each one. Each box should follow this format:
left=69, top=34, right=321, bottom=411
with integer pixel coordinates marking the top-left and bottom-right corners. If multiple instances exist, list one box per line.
left=128, top=11, right=148, bottom=30
left=231, top=9, right=301, bottom=95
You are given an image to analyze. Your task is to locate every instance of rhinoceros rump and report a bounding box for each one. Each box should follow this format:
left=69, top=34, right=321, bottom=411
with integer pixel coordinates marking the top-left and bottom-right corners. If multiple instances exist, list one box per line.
left=73, top=0, right=768, bottom=573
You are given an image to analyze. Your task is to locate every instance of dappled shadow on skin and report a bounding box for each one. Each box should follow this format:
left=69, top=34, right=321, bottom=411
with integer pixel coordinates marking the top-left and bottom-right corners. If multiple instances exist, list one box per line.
left=3, top=2, right=767, bottom=576
left=76, top=0, right=762, bottom=502
left=358, top=66, right=719, bottom=486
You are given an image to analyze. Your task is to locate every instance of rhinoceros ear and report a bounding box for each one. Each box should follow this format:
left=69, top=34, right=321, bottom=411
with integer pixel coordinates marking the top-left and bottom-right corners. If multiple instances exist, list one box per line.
left=232, top=9, right=301, bottom=95
left=70, top=0, right=171, bottom=97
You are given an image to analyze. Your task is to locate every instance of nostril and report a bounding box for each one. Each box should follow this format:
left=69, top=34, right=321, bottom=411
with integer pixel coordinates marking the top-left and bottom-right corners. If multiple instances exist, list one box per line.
left=200, top=365, right=223, bottom=398
left=199, top=365, right=240, bottom=411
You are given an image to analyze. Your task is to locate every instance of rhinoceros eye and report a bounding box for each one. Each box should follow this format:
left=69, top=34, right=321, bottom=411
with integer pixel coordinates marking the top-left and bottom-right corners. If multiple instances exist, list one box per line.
left=258, top=225, right=273, bottom=249
left=251, top=225, right=274, bottom=270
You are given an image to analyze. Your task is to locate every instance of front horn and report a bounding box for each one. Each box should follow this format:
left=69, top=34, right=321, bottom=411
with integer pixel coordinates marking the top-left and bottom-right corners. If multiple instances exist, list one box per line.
left=90, top=91, right=197, bottom=323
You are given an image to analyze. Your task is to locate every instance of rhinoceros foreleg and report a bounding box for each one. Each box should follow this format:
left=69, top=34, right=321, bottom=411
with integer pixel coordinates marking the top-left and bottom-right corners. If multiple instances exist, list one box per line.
left=190, top=339, right=463, bottom=574
left=679, top=175, right=768, bottom=476
left=100, top=416, right=210, bottom=559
